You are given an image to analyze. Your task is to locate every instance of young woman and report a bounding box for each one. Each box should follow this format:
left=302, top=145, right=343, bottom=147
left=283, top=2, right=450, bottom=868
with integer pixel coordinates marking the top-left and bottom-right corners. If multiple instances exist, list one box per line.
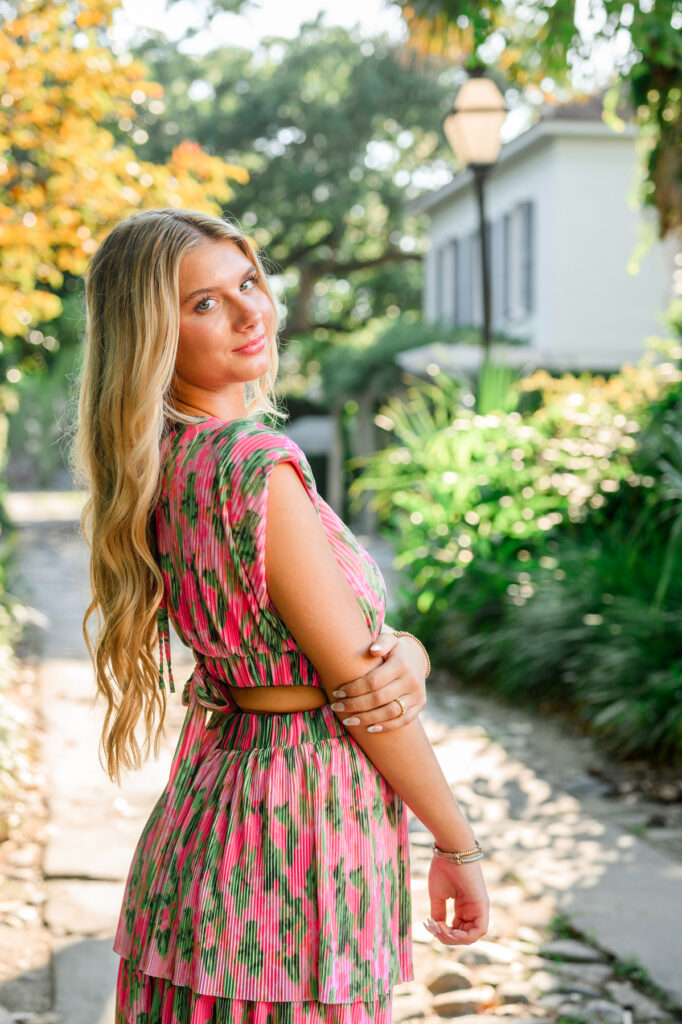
left=72, top=208, right=489, bottom=1024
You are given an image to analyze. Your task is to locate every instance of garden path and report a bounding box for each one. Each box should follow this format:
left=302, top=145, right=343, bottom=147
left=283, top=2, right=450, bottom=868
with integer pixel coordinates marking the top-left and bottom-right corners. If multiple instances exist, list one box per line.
left=0, top=492, right=679, bottom=1024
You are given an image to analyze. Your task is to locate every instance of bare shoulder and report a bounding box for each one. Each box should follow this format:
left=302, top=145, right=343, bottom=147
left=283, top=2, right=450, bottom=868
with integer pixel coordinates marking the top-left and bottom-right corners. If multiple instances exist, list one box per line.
left=268, top=458, right=317, bottom=508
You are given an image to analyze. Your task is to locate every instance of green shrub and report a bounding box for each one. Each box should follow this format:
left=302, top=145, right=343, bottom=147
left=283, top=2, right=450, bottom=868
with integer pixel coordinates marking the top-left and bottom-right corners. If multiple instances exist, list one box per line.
left=352, top=342, right=682, bottom=764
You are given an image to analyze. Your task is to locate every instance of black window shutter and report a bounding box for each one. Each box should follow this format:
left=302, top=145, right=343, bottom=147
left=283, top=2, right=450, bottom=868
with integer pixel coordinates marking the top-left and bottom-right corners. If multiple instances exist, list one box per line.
left=522, top=201, right=534, bottom=314
left=435, top=245, right=445, bottom=322
left=470, top=229, right=479, bottom=325
left=491, top=218, right=503, bottom=325
left=502, top=212, right=511, bottom=317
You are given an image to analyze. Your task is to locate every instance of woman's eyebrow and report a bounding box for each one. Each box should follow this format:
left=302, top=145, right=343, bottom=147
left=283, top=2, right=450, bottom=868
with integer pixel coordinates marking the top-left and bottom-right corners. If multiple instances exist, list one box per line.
left=182, top=264, right=259, bottom=304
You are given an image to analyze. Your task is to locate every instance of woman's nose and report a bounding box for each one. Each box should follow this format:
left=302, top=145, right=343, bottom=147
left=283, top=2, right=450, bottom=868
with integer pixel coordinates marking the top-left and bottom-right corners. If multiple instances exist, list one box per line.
left=230, top=298, right=263, bottom=330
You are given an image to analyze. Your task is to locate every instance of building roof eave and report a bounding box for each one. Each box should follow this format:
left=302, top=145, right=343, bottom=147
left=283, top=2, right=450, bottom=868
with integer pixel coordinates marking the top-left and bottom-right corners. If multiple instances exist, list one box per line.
left=404, top=117, right=638, bottom=216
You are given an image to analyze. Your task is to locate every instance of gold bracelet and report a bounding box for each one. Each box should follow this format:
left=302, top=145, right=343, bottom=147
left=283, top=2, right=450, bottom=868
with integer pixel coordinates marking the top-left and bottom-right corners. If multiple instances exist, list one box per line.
left=392, top=630, right=431, bottom=678
left=432, top=839, right=485, bottom=864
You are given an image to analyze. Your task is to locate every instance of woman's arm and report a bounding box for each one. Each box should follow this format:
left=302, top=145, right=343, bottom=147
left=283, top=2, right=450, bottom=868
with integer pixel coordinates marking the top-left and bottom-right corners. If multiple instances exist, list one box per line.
left=264, top=461, right=474, bottom=851
left=320, top=614, right=429, bottom=731
left=328, top=627, right=428, bottom=731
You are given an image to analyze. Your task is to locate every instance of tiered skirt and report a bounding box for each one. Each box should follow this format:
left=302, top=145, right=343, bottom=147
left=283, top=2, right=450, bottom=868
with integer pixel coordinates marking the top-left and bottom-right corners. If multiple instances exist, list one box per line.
left=113, top=698, right=413, bottom=1023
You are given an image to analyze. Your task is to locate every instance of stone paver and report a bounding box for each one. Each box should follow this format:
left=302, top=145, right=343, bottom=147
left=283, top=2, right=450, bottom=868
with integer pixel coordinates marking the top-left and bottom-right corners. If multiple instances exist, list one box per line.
left=1, top=492, right=681, bottom=1024
left=416, top=682, right=682, bottom=1008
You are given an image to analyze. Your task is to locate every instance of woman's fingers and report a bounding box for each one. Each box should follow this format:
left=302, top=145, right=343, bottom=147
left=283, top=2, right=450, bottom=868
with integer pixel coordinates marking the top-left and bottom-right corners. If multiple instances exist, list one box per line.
left=341, top=701, right=421, bottom=733
left=368, top=633, right=399, bottom=657
left=425, top=916, right=488, bottom=945
left=328, top=634, right=427, bottom=730
left=332, top=661, right=418, bottom=712
left=331, top=675, right=419, bottom=731
left=364, top=703, right=421, bottom=732
left=331, top=664, right=398, bottom=705
left=337, top=694, right=421, bottom=731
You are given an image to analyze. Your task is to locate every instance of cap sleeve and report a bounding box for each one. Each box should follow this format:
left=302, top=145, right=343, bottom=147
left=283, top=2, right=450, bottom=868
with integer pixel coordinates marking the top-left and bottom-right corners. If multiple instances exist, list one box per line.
left=217, top=423, right=320, bottom=613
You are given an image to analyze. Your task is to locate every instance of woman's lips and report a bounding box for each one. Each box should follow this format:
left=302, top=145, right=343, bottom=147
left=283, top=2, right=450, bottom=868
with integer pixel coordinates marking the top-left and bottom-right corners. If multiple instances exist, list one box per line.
left=234, top=332, right=266, bottom=354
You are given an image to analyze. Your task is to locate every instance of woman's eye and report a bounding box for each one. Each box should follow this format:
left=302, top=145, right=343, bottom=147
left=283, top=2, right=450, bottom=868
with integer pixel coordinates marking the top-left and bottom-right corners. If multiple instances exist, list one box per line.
left=193, top=275, right=258, bottom=313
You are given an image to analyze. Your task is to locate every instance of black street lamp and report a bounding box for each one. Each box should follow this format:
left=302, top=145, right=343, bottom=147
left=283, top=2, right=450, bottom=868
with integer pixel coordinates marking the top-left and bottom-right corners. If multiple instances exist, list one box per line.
left=443, top=68, right=507, bottom=357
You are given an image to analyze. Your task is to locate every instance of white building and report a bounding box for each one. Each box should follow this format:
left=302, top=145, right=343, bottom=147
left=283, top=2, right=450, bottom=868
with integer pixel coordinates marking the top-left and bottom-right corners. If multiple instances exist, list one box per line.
left=404, top=92, right=677, bottom=373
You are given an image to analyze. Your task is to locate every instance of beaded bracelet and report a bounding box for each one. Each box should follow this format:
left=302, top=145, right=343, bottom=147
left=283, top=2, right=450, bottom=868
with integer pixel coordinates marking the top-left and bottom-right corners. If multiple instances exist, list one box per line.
left=392, top=630, right=431, bottom=679
left=432, top=839, right=485, bottom=864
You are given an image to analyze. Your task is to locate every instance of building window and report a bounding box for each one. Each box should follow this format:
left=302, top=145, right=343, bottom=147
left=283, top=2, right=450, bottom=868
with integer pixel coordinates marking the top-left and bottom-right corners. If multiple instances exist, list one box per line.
left=450, top=228, right=505, bottom=329
left=451, top=237, right=459, bottom=327
left=469, top=222, right=493, bottom=328
left=471, top=228, right=481, bottom=326
left=460, top=234, right=473, bottom=325
left=452, top=236, right=463, bottom=326
left=503, top=200, right=534, bottom=320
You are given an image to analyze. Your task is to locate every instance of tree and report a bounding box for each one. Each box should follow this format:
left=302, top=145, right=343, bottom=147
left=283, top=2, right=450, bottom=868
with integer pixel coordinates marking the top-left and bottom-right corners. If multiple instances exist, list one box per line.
left=392, top=0, right=682, bottom=240
left=0, top=0, right=249, bottom=351
left=128, top=15, right=466, bottom=386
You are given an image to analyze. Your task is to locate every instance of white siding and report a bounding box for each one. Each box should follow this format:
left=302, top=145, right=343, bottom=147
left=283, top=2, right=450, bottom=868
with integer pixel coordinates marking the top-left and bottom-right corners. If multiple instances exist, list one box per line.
left=552, top=133, right=675, bottom=367
left=418, top=126, right=675, bottom=370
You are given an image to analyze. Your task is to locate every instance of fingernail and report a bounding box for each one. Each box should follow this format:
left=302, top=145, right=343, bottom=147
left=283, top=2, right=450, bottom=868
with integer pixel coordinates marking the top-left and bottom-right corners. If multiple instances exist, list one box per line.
left=343, top=717, right=360, bottom=726
left=367, top=724, right=382, bottom=732
left=369, top=643, right=382, bottom=651
left=330, top=702, right=345, bottom=711
left=331, top=690, right=346, bottom=698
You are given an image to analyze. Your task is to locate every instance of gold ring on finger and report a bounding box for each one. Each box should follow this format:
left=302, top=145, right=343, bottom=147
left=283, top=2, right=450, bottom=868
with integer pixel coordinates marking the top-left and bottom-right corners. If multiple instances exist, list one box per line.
left=395, top=695, right=407, bottom=717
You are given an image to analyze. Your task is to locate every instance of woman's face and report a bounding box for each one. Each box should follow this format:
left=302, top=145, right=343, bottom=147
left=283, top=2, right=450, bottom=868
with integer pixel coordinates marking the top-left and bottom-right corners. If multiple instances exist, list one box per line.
left=172, top=239, right=275, bottom=417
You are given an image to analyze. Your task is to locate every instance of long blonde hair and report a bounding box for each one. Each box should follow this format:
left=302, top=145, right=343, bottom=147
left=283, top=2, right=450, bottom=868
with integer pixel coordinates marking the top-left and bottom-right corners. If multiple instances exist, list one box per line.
left=69, top=208, right=285, bottom=785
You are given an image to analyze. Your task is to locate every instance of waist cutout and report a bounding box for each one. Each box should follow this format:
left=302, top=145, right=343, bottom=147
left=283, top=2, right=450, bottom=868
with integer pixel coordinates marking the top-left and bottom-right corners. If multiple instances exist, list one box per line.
left=226, top=683, right=330, bottom=714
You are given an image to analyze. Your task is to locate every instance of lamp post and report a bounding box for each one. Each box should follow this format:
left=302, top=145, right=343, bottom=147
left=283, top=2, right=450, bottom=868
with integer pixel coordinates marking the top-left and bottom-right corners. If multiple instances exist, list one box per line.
left=443, top=67, right=507, bottom=357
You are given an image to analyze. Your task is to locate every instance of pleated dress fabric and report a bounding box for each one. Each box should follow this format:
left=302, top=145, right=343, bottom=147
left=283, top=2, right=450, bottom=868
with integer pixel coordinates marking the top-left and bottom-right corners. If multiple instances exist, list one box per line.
left=113, top=415, right=413, bottom=1024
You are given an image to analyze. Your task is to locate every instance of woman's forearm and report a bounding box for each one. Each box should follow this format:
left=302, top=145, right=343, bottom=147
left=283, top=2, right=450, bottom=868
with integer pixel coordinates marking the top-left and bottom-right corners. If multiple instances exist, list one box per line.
left=350, top=628, right=464, bottom=839
left=348, top=714, right=476, bottom=851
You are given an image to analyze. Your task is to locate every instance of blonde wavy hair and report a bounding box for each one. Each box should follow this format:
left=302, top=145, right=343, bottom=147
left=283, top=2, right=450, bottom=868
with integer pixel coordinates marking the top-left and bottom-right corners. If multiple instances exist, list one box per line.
left=69, top=208, right=286, bottom=785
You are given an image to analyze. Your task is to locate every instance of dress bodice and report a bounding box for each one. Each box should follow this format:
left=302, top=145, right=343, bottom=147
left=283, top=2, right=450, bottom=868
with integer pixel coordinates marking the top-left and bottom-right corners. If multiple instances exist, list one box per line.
left=154, top=415, right=387, bottom=707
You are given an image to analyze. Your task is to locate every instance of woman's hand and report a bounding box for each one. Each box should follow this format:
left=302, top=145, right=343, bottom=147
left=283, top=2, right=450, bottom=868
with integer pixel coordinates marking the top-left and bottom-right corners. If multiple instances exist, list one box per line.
left=329, top=630, right=428, bottom=733
left=424, top=857, right=489, bottom=945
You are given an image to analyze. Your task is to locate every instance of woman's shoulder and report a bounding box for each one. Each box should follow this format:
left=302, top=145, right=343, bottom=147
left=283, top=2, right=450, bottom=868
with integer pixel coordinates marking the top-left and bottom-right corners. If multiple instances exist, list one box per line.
left=164, top=415, right=317, bottom=501
left=205, top=417, right=317, bottom=507
left=211, top=417, right=309, bottom=469
left=166, top=415, right=300, bottom=460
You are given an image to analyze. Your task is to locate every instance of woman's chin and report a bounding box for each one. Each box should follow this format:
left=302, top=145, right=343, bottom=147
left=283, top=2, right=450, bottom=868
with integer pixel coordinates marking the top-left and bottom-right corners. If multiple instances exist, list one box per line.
left=238, top=358, right=269, bottom=384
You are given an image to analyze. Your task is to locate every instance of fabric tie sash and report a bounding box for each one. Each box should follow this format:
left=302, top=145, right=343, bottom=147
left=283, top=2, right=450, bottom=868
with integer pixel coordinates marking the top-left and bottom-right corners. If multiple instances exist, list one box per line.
left=181, top=660, right=241, bottom=715
left=157, top=592, right=175, bottom=694
left=157, top=592, right=239, bottom=716
left=165, top=660, right=239, bottom=791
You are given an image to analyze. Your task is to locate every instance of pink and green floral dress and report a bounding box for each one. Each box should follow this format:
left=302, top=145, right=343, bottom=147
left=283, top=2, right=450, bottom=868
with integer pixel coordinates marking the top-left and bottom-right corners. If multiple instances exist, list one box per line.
left=113, top=415, right=413, bottom=1024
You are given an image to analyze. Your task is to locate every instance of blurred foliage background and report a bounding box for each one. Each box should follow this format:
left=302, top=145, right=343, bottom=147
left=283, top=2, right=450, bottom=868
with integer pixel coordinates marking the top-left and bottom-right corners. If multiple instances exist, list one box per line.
left=0, top=0, right=681, bottom=775
left=349, top=328, right=682, bottom=763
